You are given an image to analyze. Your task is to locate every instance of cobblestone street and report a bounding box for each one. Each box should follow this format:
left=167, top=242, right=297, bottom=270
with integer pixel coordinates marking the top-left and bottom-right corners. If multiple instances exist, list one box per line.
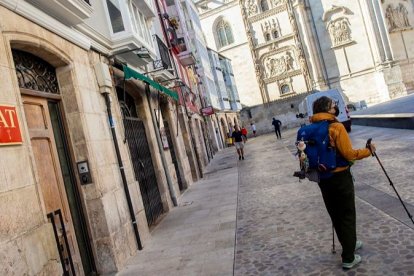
left=118, top=126, right=414, bottom=275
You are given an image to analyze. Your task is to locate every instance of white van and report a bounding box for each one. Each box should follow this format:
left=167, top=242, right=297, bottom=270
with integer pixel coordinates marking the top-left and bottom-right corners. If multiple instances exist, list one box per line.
left=297, top=89, right=352, bottom=132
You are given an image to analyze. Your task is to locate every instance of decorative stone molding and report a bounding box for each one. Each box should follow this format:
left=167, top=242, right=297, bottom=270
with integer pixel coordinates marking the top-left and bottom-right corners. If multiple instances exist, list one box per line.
left=385, top=3, right=412, bottom=32
left=261, top=18, right=281, bottom=42
left=248, top=4, right=287, bottom=22
left=245, top=0, right=258, bottom=16
left=322, top=5, right=353, bottom=22
left=322, top=5, right=355, bottom=49
left=263, top=69, right=302, bottom=84
left=270, top=0, right=287, bottom=9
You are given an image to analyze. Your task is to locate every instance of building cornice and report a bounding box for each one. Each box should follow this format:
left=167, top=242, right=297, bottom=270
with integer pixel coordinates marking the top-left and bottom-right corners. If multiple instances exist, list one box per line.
left=263, top=69, right=302, bottom=84
left=198, top=0, right=239, bottom=19
left=218, top=42, right=249, bottom=54
left=248, top=4, right=287, bottom=23
left=0, top=0, right=91, bottom=50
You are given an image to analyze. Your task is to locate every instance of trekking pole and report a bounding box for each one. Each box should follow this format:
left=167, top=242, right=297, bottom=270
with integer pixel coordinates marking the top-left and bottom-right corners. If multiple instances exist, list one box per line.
left=366, top=138, right=414, bottom=225
left=331, top=225, right=336, bottom=254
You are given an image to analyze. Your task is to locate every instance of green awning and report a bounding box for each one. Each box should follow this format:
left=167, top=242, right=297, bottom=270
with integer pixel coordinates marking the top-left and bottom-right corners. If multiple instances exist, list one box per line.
left=123, top=65, right=179, bottom=101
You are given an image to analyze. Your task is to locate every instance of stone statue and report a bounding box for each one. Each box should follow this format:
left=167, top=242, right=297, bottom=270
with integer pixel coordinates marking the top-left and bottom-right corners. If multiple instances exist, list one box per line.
left=285, top=51, right=294, bottom=71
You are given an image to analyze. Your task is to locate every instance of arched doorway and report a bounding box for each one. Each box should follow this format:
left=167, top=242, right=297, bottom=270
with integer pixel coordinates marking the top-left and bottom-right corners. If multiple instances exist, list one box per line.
left=13, top=49, right=96, bottom=275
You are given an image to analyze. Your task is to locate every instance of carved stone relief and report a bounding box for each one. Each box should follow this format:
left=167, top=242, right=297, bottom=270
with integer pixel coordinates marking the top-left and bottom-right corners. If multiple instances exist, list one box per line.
left=265, top=51, right=296, bottom=78
left=385, top=3, right=411, bottom=32
left=327, top=18, right=353, bottom=47
left=322, top=5, right=354, bottom=48
left=246, top=0, right=258, bottom=16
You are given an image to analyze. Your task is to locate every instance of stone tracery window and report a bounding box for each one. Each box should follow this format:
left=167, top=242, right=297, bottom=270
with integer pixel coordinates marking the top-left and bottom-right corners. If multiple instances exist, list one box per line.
left=216, top=20, right=234, bottom=48
left=260, top=0, right=269, bottom=12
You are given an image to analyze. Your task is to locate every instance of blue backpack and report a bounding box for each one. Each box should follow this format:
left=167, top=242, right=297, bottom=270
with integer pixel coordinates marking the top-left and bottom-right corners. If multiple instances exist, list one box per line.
left=296, top=121, right=348, bottom=181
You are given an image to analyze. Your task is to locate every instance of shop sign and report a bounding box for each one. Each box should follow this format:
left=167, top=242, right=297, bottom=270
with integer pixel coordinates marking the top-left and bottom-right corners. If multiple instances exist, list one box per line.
left=201, top=106, right=214, bottom=116
left=0, top=105, right=23, bottom=145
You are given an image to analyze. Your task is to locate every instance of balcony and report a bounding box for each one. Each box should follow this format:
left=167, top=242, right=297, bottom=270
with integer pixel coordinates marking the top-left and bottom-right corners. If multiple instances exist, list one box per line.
left=26, top=0, right=93, bottom=26
left=110, top=45, right=156, bottom=68
left=177, top=50, right=196, bottom=66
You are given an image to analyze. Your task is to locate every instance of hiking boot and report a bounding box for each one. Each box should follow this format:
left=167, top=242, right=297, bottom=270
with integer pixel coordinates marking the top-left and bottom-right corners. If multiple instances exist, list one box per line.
left=342, top=254, right=361, bottom=269
left=355, top=240, right=363, bottom=251
left=239, top=156, right=241, bottom=160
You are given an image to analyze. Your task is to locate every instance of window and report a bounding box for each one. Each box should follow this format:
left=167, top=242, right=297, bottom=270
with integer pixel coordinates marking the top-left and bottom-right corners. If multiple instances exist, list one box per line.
left=273, top=30, right=279, bottom=38
left=280, top=84, right=290, bottom=95
left=260, top=0, right=269, bottom=12
left=106, top=0, right=125, bottom=33
left=129, top=1, right=152, bottom=45
left=265, top=33, right=271, bottom=41
left=216, top=20, right=234, bottom=48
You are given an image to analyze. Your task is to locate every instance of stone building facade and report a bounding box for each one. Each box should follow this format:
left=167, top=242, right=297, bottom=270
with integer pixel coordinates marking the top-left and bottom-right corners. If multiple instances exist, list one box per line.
left=0, top=0, right=213, bottom=275
left=197, top=0, right=414, bottom=108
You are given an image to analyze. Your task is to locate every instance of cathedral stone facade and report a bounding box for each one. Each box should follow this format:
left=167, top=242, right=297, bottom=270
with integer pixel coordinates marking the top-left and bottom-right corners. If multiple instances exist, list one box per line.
left=197, top=0, right=414, bottom=107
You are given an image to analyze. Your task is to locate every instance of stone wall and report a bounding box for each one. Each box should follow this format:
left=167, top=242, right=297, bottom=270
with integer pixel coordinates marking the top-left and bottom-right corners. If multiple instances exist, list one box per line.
left=240, top=92, right=310, bottom=136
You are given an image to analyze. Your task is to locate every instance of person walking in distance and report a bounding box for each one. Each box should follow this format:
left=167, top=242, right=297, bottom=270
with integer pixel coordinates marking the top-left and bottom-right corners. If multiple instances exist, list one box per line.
left=311, top=96, right=376, bottom=269
left=241, top=125, right=248, bottom=142
left=272, top=117, right=282, bottom=139
left=250, top=122, right=257, bottom=137
left=231, top=126, right=245, bottom=160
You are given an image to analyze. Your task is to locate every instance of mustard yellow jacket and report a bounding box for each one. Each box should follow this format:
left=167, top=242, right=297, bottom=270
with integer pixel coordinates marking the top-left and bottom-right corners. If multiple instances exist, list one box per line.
left=310, top=113, right=371, bottom=173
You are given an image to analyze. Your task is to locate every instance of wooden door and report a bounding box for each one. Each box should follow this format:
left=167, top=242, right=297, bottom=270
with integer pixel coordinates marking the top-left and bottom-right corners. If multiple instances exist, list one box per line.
left=23, top=95, right=79, bottom=275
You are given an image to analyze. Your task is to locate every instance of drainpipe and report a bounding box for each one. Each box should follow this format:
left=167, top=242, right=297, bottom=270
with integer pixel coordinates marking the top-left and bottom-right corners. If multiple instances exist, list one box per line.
left=104, top=93, right=143, bottom=251
left=94, top=62, right=143, bottom=250
left=144, top=83, right=178, bottom=207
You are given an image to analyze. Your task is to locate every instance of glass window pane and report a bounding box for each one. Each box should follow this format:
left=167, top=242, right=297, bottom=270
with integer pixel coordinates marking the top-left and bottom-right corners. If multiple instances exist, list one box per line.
left=225, top=24, right=234, bottom=44
left=106, top=0, right=125, bottom=33
left=132, top=4, right=143, bottom=38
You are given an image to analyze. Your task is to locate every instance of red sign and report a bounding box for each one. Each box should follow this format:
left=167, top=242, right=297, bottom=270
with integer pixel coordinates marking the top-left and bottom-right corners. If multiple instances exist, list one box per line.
left=201, top=106, right=214, bottom=116
left=0, top=105, right=23, bottom=145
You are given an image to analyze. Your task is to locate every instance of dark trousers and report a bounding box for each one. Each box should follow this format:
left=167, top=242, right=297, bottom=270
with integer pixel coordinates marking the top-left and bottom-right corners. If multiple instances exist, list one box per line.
left=274, top=128, right=281, bottom=139
left=318, top=169, right=356, bottom=263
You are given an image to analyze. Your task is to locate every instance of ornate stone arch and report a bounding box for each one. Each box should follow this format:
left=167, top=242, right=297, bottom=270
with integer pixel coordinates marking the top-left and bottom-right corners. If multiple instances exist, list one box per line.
left=8, top=34, right=72, bottom=68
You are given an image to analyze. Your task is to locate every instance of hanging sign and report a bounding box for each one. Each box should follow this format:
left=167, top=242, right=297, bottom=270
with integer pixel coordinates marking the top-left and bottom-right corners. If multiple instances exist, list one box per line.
left=0, top=105, right=23, bottom=145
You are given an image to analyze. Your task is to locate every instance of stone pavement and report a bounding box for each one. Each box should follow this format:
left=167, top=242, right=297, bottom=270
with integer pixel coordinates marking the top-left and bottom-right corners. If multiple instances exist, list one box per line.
left=116, top=126, right=414, bottom=276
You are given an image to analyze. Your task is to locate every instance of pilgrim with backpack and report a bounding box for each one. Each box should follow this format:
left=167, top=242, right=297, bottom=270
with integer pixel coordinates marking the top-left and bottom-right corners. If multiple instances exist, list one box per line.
left=293, top=96, right=376, bottom=270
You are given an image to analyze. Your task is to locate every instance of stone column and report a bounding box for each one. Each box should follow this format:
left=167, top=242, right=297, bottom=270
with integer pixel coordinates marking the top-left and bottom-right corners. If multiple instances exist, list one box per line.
left=293, top=0, right=328, bottom=90
left=370, top=0, right=393, bottom=62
